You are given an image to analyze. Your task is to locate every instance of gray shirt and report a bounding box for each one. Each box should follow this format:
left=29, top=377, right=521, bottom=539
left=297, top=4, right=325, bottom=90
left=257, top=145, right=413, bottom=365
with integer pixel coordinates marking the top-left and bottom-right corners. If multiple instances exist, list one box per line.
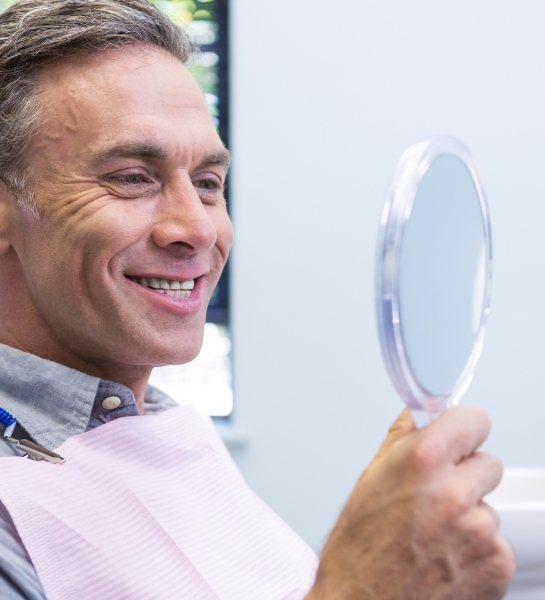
left=0, top=343, right=178, bottom=599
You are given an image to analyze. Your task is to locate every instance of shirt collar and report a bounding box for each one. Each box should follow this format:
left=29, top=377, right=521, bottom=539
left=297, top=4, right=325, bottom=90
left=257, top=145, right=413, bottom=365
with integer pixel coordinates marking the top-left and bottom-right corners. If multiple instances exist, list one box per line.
left=0, top=343, right=176, bottom=449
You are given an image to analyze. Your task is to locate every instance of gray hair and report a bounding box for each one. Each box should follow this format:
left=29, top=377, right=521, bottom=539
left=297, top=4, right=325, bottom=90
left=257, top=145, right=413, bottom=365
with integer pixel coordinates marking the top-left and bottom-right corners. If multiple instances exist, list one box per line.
left=0, top=0, right=193, bottom=211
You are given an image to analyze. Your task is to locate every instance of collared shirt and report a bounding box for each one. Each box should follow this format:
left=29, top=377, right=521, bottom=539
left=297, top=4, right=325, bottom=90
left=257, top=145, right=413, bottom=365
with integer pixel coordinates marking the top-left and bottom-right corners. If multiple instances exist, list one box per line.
left=0, top=343, right=178, bottom=599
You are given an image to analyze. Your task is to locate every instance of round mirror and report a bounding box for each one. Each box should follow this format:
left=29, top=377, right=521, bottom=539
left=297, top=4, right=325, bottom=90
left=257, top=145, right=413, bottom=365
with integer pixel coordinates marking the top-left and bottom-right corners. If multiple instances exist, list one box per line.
left=376, top=136, right=492, bottom=426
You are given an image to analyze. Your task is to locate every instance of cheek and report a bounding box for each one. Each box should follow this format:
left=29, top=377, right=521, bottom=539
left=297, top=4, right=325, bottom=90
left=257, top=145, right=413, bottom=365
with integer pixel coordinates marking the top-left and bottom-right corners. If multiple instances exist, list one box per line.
left=214, top=211, right=234, bottom=255
left=71, top=204, right=151, bottom=268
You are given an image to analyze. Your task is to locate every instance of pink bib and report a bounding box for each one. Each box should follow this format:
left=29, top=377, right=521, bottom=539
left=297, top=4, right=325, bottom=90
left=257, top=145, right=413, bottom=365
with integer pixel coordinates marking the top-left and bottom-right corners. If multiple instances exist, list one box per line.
left=0, top=406, right=317, bottom=599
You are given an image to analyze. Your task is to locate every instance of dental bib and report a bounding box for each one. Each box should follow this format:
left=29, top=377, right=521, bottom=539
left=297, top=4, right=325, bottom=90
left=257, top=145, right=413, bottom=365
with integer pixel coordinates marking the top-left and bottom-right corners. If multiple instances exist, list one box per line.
left=0, top=406, right=317, bottom=599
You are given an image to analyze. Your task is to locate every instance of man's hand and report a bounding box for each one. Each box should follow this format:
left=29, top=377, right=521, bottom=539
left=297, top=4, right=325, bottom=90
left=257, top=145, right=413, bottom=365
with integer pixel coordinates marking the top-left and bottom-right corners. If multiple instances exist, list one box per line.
left=307, top=406, right=515, bottom=599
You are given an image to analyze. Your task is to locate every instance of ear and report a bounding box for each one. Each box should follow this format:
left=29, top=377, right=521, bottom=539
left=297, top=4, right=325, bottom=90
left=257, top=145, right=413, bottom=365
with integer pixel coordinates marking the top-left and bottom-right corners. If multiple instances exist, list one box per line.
left=0, top=180, right=16, bottom=255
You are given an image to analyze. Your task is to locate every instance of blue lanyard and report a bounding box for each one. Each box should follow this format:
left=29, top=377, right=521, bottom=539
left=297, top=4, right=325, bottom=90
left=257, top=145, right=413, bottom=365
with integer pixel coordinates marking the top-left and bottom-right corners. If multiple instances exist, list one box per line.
left=0, top=408, right=16, bottom=438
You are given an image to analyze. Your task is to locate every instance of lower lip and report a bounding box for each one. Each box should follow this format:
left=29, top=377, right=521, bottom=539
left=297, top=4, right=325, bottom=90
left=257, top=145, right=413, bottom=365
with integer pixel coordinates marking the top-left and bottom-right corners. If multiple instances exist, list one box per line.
left=126, top=277, right=204, bottom=315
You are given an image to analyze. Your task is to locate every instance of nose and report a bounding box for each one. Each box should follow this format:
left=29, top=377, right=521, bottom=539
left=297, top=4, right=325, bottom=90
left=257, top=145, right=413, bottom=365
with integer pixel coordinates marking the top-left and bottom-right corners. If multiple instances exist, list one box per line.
left=151, top=179, right=217, bottom=254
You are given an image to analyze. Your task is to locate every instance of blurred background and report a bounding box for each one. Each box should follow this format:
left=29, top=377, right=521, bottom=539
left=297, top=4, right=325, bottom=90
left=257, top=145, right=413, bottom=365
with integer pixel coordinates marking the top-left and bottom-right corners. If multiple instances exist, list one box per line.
left=229, top=0, right=545, bottom=551
left=2, top=0, right=545, bottom=552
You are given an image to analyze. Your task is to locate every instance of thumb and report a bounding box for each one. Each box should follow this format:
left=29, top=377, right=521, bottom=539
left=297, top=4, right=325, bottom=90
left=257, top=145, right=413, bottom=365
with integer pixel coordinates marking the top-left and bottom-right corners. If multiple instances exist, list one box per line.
left=373, top=408, right=416, bottom=461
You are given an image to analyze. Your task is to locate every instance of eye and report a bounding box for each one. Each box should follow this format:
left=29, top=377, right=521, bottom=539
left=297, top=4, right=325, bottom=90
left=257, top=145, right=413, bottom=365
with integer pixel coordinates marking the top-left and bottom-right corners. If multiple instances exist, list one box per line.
left=193, top=175, right=225, bottom=203
left=106, top=170, right=154, bottom=186
left=112, top=173, right=150, bottom=185
left=103, top=168, right=160, bottom=197
left=196, top=178, right=221, bottom=191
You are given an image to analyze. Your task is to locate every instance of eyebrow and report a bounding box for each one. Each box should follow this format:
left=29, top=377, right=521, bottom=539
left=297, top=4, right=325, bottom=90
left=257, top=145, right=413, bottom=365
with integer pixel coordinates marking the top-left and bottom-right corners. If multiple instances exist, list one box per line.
left=90, top=142, right=231, bottom=172
left=196, top=148, right=232, bottom=171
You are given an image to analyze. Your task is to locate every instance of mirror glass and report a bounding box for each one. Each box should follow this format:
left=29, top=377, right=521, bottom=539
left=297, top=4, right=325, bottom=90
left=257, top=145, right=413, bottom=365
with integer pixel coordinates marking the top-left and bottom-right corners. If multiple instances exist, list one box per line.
left=376, top=137, right=492, bottom=425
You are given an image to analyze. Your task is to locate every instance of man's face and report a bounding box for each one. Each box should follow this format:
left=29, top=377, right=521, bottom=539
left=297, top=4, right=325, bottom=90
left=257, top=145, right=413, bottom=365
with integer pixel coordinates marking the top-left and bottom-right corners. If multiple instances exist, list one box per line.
left=4, top=45, right=233, bottom=375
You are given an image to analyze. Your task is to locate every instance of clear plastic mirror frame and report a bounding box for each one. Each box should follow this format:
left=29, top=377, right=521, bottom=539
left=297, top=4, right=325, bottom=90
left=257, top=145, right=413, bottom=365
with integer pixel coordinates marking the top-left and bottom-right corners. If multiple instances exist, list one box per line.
left=376, top=136, right=493, bottom=424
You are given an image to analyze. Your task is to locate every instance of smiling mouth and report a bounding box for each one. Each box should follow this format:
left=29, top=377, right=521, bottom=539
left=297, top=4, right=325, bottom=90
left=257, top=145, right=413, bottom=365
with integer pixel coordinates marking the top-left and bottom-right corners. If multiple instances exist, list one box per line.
left=128, top=276, right=195, bottom=299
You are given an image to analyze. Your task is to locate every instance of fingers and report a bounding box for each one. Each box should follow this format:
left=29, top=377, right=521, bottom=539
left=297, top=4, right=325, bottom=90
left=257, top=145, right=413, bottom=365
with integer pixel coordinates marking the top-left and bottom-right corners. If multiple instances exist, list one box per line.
left=493, top=534, right=517, bottom=585
left=374, top=405, right=492, bottom=471
left=452, top=451, right=504, bottom=504
left=422, top=405, right=492, bottom=466
left=372, top=408, right=416, bottom=462
left=457, top=501, right=501, bottom=559
left=463, top=529, right=516, bottom=600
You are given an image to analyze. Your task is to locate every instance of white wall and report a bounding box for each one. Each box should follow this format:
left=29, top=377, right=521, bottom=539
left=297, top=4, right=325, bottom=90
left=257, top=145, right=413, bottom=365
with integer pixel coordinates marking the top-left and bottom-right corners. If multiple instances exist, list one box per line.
left=229, top=0, right=545, bottom=551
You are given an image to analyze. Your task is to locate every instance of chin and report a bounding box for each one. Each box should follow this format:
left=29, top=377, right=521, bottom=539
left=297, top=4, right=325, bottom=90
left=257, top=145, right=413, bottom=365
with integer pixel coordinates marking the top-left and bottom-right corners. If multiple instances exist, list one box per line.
left=117, top=322, right=206, bottom=367
left=149, top=339, right=204, bottom=367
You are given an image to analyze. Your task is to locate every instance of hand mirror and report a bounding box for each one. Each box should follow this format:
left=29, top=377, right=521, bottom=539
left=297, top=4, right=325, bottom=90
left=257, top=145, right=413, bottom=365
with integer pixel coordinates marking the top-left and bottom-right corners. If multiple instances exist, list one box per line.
left=376, top=137, right=492, bottom=427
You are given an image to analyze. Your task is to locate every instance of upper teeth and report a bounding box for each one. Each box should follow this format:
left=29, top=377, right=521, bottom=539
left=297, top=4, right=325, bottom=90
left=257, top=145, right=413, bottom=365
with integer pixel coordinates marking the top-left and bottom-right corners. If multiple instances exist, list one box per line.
left=132, top=277, right=195, bottom=290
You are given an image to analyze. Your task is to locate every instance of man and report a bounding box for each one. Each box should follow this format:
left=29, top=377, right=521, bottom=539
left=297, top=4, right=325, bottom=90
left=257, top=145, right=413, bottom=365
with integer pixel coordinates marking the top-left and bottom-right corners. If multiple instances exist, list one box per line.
left=0, top=0, right=514, bottom=598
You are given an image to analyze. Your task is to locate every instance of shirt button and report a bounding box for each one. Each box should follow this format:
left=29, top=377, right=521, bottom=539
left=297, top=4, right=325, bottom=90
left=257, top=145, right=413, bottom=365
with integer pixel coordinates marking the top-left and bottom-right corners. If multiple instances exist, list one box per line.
left=102, top=396, right=122, bottom=411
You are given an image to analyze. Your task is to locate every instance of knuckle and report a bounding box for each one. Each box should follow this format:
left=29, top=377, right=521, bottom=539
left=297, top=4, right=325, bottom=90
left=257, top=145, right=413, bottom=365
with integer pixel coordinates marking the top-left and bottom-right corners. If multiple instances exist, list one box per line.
left=455, top=404, right=491, bottom=429
left=488, top=452, right=502, bottom=471
left=466, top=512, right=497, bottom=547
left=494, top=537, right=517, bottom=581
left=460, top=538, right=515, bottom=599
left=441, top=486, right=472, bottom=518
left=408, top=437, right=442, bottom=475
left=471, top=405, right=492, bottom=431
left=481, top=452, right=503, bottom=480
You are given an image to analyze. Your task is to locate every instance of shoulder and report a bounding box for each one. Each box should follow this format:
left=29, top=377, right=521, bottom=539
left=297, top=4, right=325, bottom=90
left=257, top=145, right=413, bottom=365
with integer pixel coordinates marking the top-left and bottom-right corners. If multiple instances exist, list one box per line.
left=0, top=504, right=46, bottom=599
